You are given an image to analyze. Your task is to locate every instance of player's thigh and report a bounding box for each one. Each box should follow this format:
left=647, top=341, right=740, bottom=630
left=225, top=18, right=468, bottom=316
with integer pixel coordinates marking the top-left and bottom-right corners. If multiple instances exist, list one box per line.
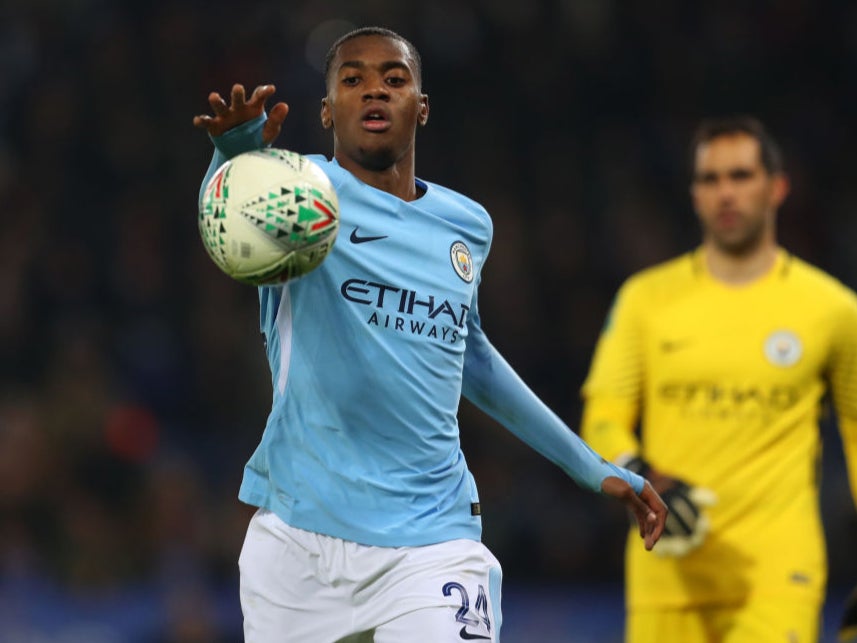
left=374, top=604, right=496, bottom=643
left=627, top=599, right=820, bottom=643
left=238, top=509, right=353, bottom=643
left=723, top=597, right=820, bottom=643
left=372, top=539, right=503, bottom=643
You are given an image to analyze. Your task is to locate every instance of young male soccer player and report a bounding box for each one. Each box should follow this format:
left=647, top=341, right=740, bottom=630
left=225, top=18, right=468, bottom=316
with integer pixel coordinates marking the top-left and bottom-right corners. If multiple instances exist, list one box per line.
left=580, top=115, right=857, bottom=643
left=193, top=27, right=667, bottom=642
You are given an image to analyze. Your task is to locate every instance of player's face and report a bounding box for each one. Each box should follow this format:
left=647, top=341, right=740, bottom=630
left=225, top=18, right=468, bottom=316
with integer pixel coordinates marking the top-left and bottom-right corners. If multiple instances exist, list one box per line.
left=321, top=35, right=429, bottom=172
left=690, top=133, right=788, bottom=256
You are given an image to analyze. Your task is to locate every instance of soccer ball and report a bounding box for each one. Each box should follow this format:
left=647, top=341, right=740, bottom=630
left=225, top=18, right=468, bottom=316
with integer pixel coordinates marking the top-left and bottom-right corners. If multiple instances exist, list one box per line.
left=198, top=148, right=340, bottom=285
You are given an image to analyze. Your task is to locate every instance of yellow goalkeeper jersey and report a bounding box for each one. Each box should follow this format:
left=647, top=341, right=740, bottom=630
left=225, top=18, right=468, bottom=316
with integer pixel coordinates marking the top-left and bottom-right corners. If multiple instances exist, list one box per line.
left=581, top=248, right=857, bottom=609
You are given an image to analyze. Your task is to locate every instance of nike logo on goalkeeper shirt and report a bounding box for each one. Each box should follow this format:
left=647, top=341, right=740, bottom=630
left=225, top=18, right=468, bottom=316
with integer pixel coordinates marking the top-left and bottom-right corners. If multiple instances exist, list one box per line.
left=660, top=339, right=693, bottom=352
left=350, top=227, right=388, bottom=244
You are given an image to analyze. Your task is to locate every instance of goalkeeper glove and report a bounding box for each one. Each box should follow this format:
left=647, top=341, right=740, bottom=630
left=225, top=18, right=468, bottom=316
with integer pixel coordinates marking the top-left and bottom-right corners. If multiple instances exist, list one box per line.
left=624, top=456, right=717, bottom=558
left=841, top=584, right=857, bottom=642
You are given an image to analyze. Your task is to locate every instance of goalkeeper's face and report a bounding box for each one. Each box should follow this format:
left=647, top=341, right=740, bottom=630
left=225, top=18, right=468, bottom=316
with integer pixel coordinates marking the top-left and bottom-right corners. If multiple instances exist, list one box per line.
left=321, top=35, right=429, bottom=173
left=690, top=133, right=789, bottom=256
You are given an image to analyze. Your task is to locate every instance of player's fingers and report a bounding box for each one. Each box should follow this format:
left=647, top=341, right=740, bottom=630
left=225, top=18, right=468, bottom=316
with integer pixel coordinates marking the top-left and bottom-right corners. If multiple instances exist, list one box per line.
left=208, top=92, right=228, bottom=115
left=231, top=83, right=248, bottom=107
left=616, top=484, right=655, bottom=542
left=269, top=101, right=289, bottom=121
left=640, top=481, right=667, bottom=546
left=262, top=102, right=290, bottom=145
left=249, top=84, right=276, bottom=106
left=630, top=499, right=659, bottom=550
left=261, top=121, right=281, bottom=145
left=232, top=83, right=247, bottom=108
left=643, top=511, right=661, bottom=551
left=192, top=114, right=212, bottom=129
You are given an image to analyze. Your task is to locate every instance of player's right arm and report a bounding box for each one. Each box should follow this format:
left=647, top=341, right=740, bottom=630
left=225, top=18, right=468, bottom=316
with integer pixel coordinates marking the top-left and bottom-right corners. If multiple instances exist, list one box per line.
left=193, top=84, right=290, bottom=204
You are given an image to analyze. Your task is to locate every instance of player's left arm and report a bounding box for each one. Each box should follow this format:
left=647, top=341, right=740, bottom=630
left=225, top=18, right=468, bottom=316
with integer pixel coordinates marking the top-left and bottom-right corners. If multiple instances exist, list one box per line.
left=827, top=291, right=857, bottom=509
left=836, top=415, right=857, bottom=641
left=841, top=415, right=857, bottom=521
left=838, top=414, right=857, bottom=642
left=461, top=298, right=665, bottom=548
left=827, top=292, right=857, bottom=641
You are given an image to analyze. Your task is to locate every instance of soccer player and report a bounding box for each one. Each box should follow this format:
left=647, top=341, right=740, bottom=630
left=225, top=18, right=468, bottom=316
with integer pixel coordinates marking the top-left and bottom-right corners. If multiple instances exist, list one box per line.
left=580, top=115, right=857, bottom=643
left=192, top=27, right=667, bottom=642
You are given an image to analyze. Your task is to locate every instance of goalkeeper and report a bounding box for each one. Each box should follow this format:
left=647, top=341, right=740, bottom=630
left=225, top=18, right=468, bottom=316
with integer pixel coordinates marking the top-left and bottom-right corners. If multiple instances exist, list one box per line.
left=580, top=115, right=857, bottom=643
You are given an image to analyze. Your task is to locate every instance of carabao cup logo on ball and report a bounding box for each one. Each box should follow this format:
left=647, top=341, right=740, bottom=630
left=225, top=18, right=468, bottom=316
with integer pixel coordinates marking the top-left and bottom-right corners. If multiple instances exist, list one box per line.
left=198, top=149, right=340, bottom=285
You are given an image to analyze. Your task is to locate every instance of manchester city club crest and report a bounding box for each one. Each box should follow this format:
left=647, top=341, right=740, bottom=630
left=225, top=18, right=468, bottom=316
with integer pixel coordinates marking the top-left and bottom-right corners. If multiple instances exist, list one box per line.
left=763, top=330, right=802, bottom=367
left=450, top=241, right=474, bottom=283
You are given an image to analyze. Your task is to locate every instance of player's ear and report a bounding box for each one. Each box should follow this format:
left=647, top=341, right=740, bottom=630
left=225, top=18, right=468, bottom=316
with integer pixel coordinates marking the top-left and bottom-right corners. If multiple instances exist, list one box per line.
left=320, top=97, right=333, bottom=129
left=770, top=172, right=790, bottom=209
left=418, top=94, right=429, bottom=126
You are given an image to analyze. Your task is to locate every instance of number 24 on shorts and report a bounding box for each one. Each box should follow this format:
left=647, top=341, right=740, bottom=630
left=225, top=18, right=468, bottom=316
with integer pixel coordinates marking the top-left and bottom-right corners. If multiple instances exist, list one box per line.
left=443, top=581, right=493, bottom=640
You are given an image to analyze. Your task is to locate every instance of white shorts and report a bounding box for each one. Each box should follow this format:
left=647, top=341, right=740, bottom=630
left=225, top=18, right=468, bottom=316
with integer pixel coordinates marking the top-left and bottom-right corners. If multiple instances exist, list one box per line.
left=238, top=508, right=503, bottom=642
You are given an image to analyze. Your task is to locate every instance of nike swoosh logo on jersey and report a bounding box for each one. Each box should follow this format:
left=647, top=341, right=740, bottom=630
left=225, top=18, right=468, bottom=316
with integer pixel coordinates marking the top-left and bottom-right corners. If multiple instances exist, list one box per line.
left=350, top=227, right=388, bottom=244
left=459, top=626, right=491, bottom=640
left=660, top=339, right=693, bottom=352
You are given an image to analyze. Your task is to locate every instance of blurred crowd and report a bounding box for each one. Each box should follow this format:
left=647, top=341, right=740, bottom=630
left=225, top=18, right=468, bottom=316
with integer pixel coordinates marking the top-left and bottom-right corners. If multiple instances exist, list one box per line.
left=1, top=1, right=856, bottom=641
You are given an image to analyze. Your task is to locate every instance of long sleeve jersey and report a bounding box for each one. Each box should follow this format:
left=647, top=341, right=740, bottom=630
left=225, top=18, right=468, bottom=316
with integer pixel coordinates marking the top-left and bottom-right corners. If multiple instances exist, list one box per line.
left=200, top=116, right=642, bottom=547
left=581, top=249, right=857, bottom=608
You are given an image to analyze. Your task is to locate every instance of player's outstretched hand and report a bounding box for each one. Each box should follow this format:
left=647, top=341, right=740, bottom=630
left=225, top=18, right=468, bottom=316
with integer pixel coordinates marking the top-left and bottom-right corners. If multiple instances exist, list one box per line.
left=624, top=457, right=717, bottom=557
left=840, top=583, right=857, bottom=642
left=601, top=476, right=667, bottom=551
left=193, top=83, right=289, bottom=144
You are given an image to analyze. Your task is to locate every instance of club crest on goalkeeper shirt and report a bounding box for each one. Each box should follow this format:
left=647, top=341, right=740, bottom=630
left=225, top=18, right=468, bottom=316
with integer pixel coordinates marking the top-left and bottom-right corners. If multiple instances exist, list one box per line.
left=763, top=330, right=802, bottom=367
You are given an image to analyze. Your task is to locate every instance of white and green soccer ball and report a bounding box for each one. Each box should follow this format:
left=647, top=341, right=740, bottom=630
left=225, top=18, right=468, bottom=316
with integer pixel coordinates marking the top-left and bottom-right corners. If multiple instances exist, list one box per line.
left=199, top=148, right=340, bottom=285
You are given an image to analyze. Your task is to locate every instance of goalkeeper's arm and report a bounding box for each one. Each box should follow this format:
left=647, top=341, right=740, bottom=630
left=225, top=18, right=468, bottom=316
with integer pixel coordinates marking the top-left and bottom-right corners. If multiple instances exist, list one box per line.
left=622, top=456, right=717, bottom=557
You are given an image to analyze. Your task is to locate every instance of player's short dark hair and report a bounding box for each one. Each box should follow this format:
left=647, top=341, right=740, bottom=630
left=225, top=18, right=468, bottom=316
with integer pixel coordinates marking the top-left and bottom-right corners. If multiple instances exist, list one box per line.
left=690, top=115, right=784, bottom=175
left=324, top=26, right=423, bottom=90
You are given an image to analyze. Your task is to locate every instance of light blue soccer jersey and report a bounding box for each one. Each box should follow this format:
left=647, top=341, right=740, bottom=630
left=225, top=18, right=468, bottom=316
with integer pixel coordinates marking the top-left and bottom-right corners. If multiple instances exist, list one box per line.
left=202, top=116, right=642, bottom=547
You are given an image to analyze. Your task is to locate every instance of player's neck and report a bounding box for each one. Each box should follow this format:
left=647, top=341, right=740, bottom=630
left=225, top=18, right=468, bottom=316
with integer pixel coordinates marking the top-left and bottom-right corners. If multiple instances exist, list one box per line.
left=702, top=242, right=780, bottom=285
left=336, top=153, right=422, bottom=202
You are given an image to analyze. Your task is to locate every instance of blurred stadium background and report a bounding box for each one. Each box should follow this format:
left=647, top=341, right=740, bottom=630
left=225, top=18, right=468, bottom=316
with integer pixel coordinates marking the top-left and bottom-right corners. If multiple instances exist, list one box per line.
left=1, top=1, right=856, bottom=641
